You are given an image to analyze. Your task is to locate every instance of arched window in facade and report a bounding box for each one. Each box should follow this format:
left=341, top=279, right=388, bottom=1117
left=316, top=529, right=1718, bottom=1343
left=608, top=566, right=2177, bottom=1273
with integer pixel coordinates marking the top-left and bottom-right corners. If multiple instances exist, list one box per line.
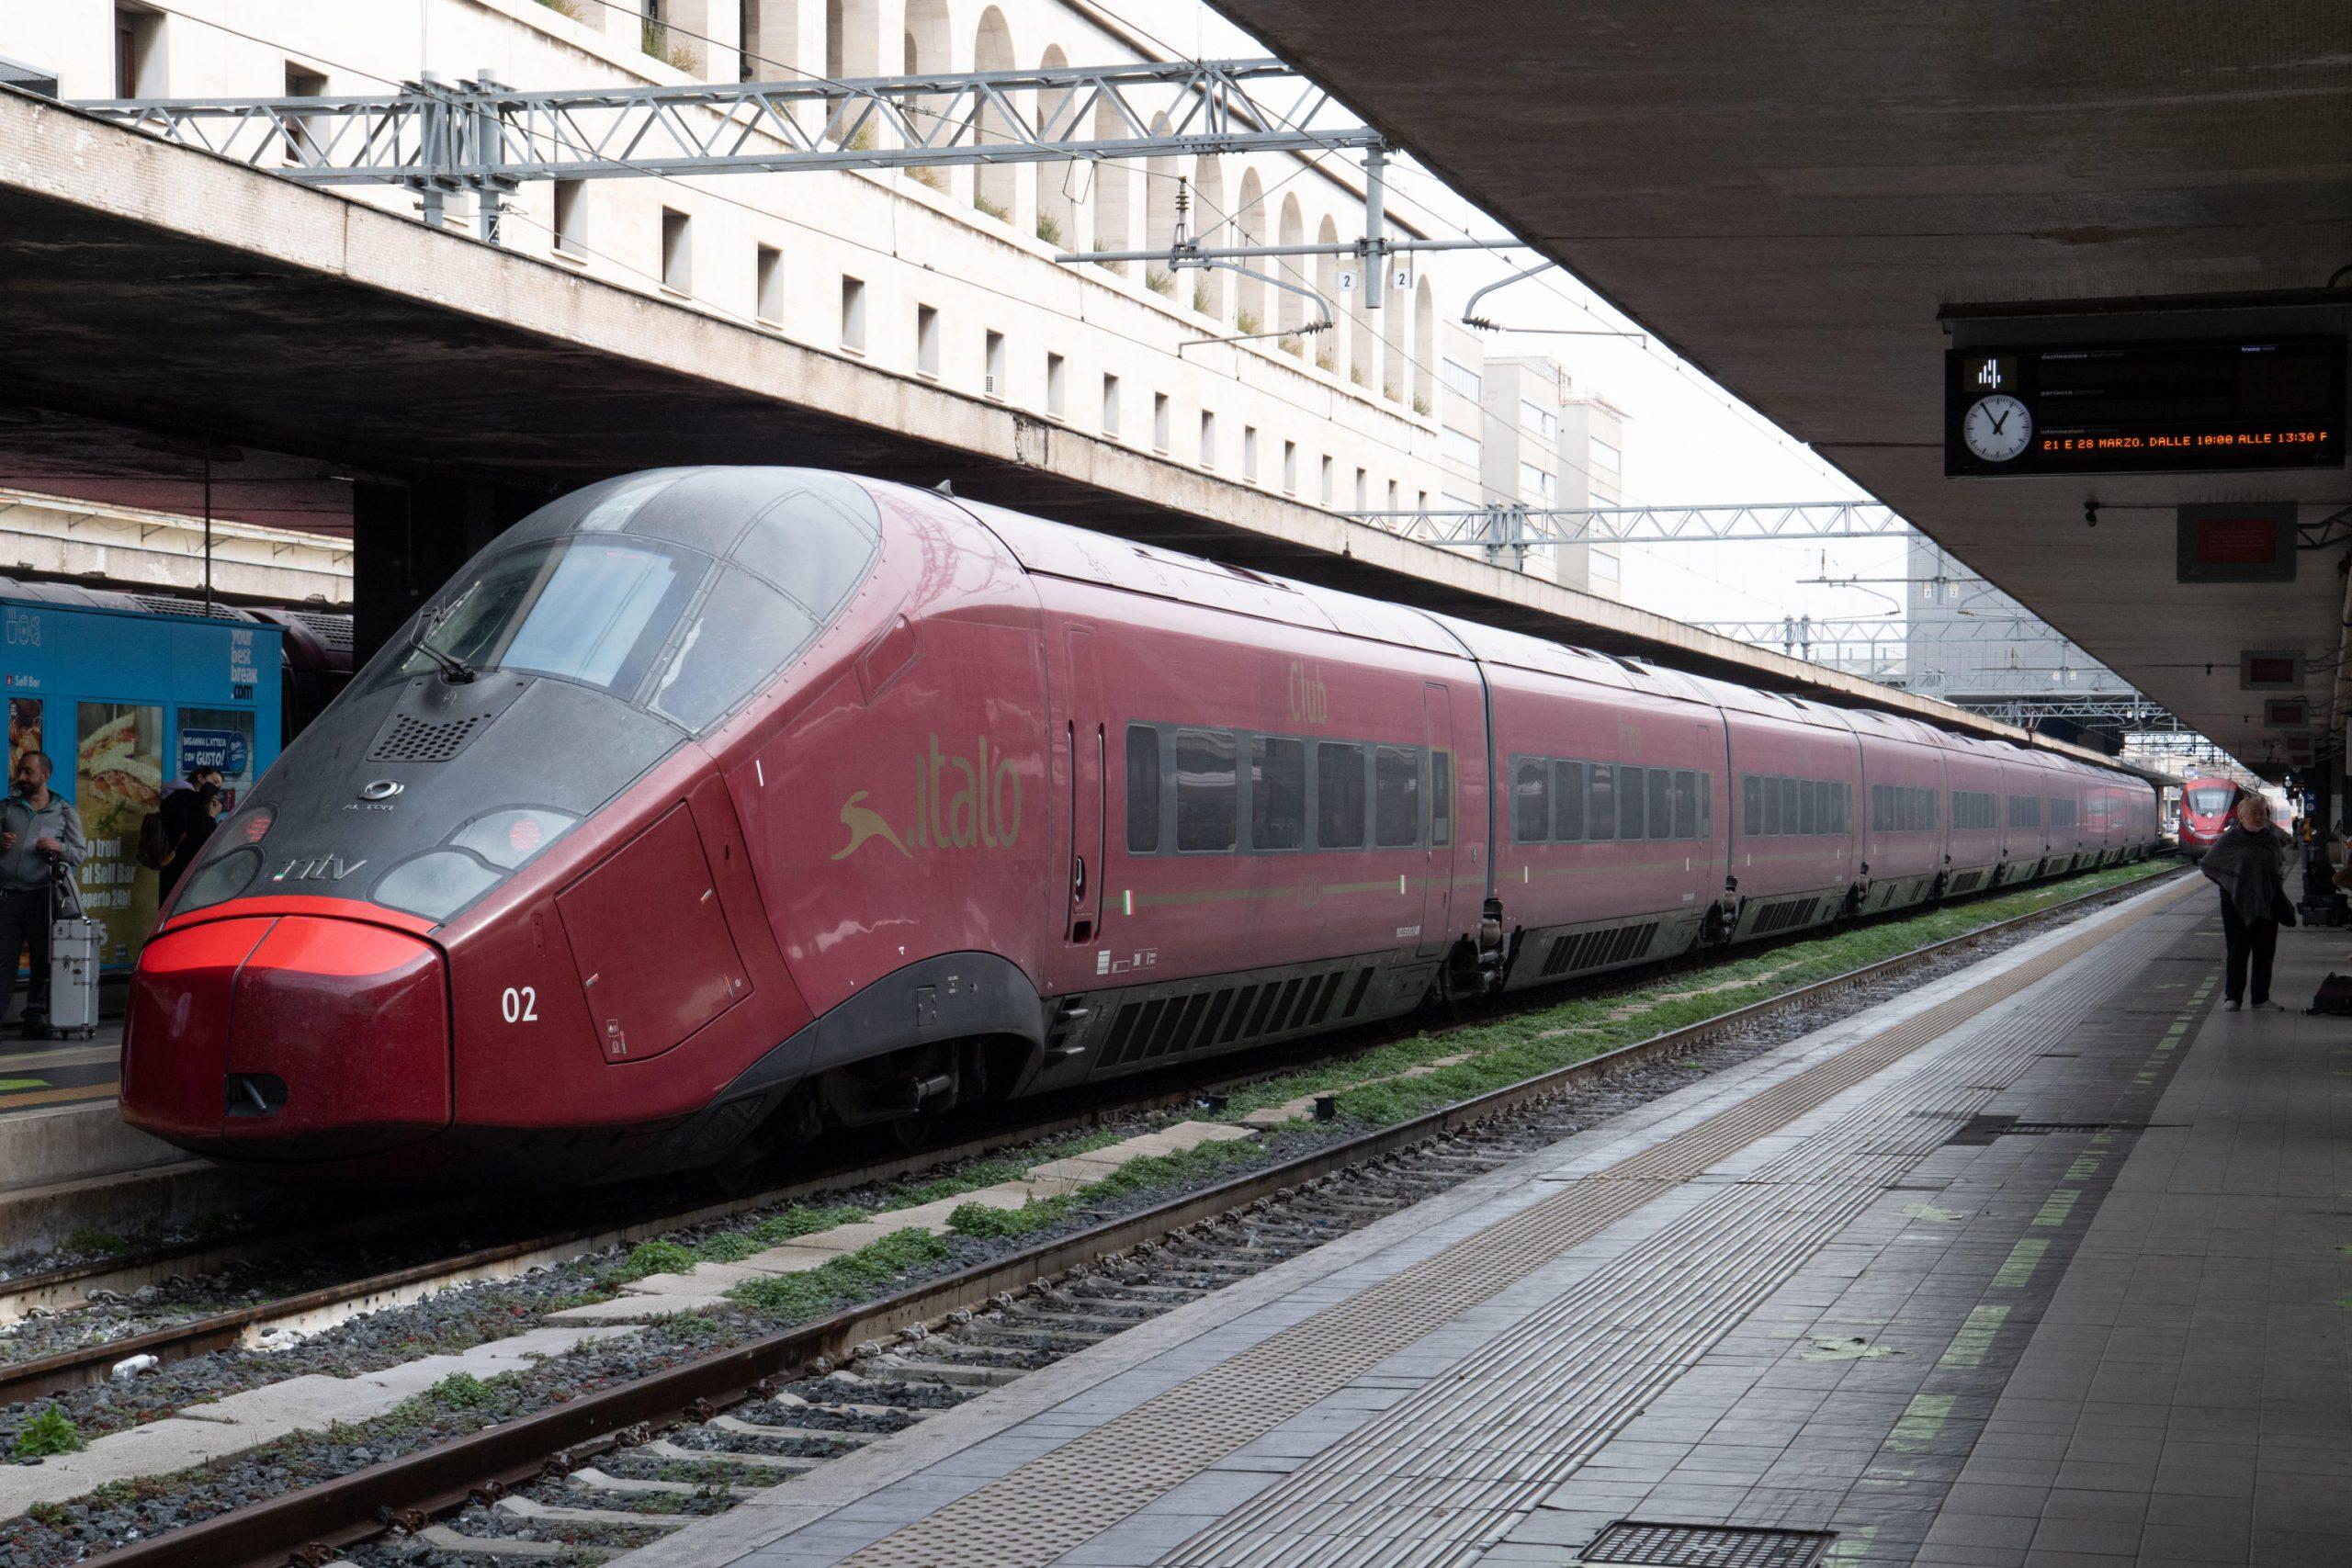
left=971, top=8, right=1017, bottom=221
left=1232, top=168, right=1266, bottom=333
left=1092, top=96, right=1134, bottom=271
left=1035, top=44, right=1078, bottom=249
left=1275, top=194, right=1306, bottom=352
left=1314, top=213, right=1342, bottom=375
left=1412, top=276, right=1435, bottom=412
left=1190, top=156, right=1227, bottom=320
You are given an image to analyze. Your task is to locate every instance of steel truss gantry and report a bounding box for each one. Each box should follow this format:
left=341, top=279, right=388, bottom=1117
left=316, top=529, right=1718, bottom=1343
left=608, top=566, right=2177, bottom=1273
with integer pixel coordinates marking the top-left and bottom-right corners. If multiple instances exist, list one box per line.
left=72, top=58, right=1379, bottom=237
left=1350, top=501, right=1909, bottom=567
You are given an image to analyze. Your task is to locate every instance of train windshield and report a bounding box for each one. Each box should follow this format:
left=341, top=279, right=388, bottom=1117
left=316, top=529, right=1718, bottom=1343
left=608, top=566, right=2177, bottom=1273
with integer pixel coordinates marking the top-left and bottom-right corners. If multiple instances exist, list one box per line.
left=400, top=536, right=820, bottom=733
left=2187, top=786, right=2233, bottom=814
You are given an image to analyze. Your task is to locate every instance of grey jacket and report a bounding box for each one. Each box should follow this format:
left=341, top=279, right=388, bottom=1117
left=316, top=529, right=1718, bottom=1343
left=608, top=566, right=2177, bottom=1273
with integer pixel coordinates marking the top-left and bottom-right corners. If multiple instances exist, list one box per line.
left=0, top=791, right=87, bottom=896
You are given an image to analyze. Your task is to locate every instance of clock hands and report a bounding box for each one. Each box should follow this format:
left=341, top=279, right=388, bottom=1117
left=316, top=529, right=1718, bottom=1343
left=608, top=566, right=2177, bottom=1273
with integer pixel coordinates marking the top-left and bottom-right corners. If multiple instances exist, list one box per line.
left=1988, top=410, right=2010, bottom=435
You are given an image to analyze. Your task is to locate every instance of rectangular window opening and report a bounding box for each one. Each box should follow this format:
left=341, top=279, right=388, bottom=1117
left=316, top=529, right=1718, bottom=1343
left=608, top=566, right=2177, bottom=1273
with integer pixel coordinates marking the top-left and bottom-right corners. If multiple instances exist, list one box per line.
left=1124, top=724, right=1159, bottom=852
left=1175, top=728, right=1238, bottom=852
left=1317, top=742, right=1368, bottom=850
left=1250, top=736, right=1306, bottom=852
left=984, top=331, right=1006, bottom=398
left=1045, top=352, right=1066, bottom=419
left=554, top=178, right=588, bottom=260
left=1374, top=744, right=1420, bottom=848
left=840, top=276, right=866, bottom=352
left=660, top=207, right=692, bottom=294
left=1101, top=373, right=1121, bottom=436
left=754, top=242, right=783, bottom=321
left=915, top=304, right=941, bottom=378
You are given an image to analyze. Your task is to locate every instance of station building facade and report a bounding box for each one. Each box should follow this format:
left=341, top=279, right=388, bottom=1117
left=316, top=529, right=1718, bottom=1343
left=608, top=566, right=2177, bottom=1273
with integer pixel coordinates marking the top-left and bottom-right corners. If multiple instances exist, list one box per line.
left=12, top=0, right=1632, bottom=596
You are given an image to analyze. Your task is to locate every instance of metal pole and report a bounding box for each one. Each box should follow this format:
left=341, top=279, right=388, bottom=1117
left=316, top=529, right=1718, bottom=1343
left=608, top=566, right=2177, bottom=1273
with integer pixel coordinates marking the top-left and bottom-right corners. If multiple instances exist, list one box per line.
left=201, top=446, right=213, bottom=616
left=1362, top=144, right=1386, bottom=310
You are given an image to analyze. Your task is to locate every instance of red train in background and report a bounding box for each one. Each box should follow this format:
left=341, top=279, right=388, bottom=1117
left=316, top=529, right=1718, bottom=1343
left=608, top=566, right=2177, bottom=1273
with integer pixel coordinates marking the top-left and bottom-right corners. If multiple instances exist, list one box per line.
left=2175, top=774, right=2245, bottom=857
left=119, top=468, right=2162, bottom=1184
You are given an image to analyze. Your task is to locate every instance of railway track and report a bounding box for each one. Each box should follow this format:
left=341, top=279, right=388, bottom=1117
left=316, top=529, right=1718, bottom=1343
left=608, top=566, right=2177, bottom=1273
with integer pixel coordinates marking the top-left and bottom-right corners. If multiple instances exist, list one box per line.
left=49, top=863, right=2187, bottom=1568
left=0, top=861, right=2175, bottom=1405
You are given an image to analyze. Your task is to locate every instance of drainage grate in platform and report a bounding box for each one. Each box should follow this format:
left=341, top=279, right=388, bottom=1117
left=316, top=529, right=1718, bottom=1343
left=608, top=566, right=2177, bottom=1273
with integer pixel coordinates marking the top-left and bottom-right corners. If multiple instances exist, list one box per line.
left=1581, top=1520, right=1834, bottom=1568
left=1944, top=1113, right=2154, bottom=1145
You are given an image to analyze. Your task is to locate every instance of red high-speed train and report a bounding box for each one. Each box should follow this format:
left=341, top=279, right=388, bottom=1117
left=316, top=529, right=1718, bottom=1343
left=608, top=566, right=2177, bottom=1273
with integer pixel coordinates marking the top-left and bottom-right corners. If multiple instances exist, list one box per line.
left=120, top=468, right=2161, bottom=1183
left=2175, top=774, right=2244, bottom=858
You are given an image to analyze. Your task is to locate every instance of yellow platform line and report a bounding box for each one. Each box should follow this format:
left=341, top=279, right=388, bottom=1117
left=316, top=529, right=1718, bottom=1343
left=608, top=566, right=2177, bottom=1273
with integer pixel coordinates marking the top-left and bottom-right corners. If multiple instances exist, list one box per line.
left=0, top=1081, right=119, bottom=1111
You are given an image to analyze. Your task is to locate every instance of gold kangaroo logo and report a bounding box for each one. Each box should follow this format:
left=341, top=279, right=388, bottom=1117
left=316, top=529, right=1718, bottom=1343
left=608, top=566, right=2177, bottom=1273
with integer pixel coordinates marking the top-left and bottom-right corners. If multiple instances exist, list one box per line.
left=832, top=791, right=910, bottom=862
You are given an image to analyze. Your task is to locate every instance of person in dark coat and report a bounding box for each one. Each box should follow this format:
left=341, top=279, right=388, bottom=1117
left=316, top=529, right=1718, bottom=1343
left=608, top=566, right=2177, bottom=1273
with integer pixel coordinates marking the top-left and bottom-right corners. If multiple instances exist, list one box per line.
left=2201, top=794, right=2293, bottom=1010
left=157, top=780, right=223, bottom=903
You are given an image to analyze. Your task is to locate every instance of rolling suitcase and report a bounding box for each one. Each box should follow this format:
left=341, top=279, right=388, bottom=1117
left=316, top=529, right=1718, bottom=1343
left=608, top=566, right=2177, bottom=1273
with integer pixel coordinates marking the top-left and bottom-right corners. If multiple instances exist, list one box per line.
left=44, top=871, right=98, bottom=1041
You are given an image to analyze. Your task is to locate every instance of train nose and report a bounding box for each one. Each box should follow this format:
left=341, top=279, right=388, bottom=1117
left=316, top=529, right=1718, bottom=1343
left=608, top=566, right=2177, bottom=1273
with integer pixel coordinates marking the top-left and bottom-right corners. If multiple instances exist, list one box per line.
left=123, top=915, right=452, bottom=1160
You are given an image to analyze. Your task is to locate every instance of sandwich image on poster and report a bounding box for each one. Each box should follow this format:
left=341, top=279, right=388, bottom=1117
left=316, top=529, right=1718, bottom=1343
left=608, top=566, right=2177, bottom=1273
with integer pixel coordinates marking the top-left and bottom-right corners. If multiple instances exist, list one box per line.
left=75, top=703, right=163, bottom=965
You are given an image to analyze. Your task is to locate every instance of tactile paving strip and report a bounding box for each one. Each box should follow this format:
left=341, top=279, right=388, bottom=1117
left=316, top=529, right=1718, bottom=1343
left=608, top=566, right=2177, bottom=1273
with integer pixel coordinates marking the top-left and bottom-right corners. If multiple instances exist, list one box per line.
left=831, top=881, right=2195, bottom=1568
left=1167, top=919, right=2184, bottom=1567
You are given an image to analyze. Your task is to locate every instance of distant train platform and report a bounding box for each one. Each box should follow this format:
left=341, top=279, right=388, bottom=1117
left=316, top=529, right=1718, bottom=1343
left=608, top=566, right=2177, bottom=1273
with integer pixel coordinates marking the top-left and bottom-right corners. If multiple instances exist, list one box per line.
left=615, top=873, right=2352, bottom=1568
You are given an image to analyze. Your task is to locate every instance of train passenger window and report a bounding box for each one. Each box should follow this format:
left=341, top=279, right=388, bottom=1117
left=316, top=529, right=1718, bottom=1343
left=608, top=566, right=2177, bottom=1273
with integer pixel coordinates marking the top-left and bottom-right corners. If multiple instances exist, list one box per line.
left=1743, top=774, right=1762, bottom=836
left=1511, top=758, right=1549, bottom=844
left=1802, top=781, right=1821, bottom=837
left=1374, top=745, right=1420, bottom=848
left=1176, top=729, right=1238, bottom=852
left=1430, top=751, right=1453, bottom=847
left=1672, top=771, right=1697, bottom=839
left=1781, top=777, right=1799, bottom=835
left=1699, top=773, right=1713, bottom=837
left=1647, top=770, right=1673, bottom=840
left=1619, top=766, right=1646, bottom=840
left=650, top=572, right=819, bottom=731
left=1554, top=761, right=1585, bottom=841
left=1318, top=743, right=1369, bottom=849
left=1250, top=736, right=1306, bottom=851
left=1589, top=764, right=1616, bottom=840
left=1125, top=725, right=1160, bottom=852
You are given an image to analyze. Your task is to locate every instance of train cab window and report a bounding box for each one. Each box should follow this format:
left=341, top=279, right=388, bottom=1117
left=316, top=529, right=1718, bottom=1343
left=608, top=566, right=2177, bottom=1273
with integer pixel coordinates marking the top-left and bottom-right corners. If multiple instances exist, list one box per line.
left=650, top=571, right=818, bottom=731
left=1618, top=766, right=1646, bottom=840
left=1175, top=729, right=1238, bottom=852
left=1589, top=764, right=1616, bottom=840
left=1374, top=745, right=1420, bottom=848
left=1430, top=751, right=1453, bottom=847
left=410, top=538, right=704, bottom=700
left=2187, top=785, right=2233, bottom=814
left=1317, top=742, right=1368, bottom=849
left=1672, top=771, right=1697, bottom=839
left=1646, top=770, right=1672, bottom=840
left=1250, top=736, right=1306, bottom=851
left=1554, top=761, right=1585, bottom=841
left=1125, top=724, right=1160, bottom=852
left=1511, top=758, right=1549, bottom=844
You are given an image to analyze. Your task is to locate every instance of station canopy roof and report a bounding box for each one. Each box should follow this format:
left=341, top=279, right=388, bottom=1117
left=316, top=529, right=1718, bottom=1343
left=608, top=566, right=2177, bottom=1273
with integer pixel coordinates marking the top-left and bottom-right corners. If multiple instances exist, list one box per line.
left=1209, top=1, right=2352, bottom=775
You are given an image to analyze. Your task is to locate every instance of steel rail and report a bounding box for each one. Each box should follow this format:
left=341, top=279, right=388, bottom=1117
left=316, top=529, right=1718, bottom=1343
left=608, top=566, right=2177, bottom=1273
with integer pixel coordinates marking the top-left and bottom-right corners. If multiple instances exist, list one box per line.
left=83, top=864, right=2188, bottom=1568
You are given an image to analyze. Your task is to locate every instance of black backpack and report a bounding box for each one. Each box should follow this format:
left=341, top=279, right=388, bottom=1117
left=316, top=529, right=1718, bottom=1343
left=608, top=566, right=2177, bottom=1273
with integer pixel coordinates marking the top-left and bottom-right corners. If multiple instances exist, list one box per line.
left=2306, top=973, right=2352, bottom=1016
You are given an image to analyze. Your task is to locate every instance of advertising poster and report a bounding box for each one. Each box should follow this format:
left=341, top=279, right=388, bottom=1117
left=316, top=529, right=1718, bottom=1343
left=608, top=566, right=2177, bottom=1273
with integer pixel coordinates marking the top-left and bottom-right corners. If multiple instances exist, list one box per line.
left=74, top=703, right=163, bottom=966
left=176, top=706, right=257, bottom=809
left=6, top=698, right=38, bottom=779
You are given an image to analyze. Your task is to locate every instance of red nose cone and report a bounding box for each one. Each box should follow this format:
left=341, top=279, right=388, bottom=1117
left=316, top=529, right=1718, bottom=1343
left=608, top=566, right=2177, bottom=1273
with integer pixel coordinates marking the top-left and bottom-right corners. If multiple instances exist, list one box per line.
left=124, top=915, right=451, bottom=1161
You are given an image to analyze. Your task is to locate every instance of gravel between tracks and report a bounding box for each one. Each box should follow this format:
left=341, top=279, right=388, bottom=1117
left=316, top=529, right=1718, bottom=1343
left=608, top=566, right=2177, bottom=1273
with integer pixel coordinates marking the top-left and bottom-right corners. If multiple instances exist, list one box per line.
left=0, top=874, right=2175, bottom=1566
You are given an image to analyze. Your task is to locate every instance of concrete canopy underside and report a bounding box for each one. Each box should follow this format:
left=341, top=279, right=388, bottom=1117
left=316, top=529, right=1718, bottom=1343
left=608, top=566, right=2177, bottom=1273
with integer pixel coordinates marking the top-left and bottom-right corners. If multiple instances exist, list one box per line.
left=1204, top=1, right=2352, bottom=773
left=0, top=88, right=2132, bottom=766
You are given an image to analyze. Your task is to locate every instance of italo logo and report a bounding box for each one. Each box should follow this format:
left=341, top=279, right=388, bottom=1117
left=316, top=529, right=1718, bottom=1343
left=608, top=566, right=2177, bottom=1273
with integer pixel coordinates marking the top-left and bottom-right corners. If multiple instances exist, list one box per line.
left=833, top=735, right=1024, bottom=861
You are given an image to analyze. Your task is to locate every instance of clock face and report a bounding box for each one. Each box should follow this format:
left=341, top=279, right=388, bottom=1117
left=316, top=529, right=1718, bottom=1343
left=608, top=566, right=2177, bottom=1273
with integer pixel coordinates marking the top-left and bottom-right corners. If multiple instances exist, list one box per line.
left=1962, top=394, right=2033, bottom=463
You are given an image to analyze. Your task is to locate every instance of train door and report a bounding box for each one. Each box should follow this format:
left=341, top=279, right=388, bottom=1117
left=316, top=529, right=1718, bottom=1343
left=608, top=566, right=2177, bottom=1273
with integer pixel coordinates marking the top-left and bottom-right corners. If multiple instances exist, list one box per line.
left=1419, top=682, right=1455, bottom=956
left=1064, top=627, right=1106, bottom=947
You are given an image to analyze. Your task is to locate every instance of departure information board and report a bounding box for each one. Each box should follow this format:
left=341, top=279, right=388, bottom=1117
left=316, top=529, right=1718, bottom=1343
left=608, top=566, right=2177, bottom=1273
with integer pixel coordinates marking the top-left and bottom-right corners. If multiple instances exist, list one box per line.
left=1945, top=335, right=2345, bottom=476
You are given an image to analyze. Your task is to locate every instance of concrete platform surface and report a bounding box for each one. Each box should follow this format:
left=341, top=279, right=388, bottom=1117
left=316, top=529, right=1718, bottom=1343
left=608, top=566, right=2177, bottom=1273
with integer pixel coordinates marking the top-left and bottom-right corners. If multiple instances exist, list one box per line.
left=608, top=874, right=2352, bottom=1568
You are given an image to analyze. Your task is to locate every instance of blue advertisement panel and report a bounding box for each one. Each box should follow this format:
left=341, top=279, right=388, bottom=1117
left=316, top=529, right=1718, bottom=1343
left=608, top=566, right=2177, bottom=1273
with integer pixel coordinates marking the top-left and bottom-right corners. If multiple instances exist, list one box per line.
left=0, top=597, right=281, bottom=969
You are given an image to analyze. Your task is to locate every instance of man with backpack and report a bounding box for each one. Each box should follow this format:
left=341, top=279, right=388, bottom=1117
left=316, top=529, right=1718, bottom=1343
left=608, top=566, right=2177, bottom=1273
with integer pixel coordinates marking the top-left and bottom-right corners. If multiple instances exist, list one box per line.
left=140, top=765, right=224, bottom=906
left=0, top=750, right=86, bottom=1040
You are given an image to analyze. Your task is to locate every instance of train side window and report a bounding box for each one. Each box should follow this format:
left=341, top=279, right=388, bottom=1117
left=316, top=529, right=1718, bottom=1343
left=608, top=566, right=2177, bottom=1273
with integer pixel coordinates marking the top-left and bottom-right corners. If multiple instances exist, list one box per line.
left=1430, top=750, right=1453, bottom=847
left=1175, top=729, right=1238, bottom=852
left=1700, top=772, right=1712, bottom=837
left=1672, top=770, right=1697, bottom=839
left=1511, top=757, right=1550, bottom=844
left=1781, top=777, right=1800, bottom=835
left=1619, top=765, right=1646, bottom=840
left=1125, top=724, right=1160, bottom=852
left=1647, top=769, right=1673, bottom=840
left=1589, top=763, right=1617, bottom=840
left=1743, top=773, right=1762, bottom=836
left=1250, top=735, right=1306, bottom=851
left=1803, top=780, right=1821, bottom=836
left=1374, top=745, right=1420, bottom=848
left=1554, top=760, right=1585, bottom=842
left=1318, top=742, right=1368, bottom=849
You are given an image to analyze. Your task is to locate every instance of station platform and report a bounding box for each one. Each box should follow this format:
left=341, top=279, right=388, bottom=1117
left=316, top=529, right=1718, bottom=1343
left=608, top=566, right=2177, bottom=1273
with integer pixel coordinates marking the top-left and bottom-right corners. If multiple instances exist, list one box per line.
left=616, top=873, right=2352, bottom=1568
left=0, top=1023, right=123, bottom=1116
